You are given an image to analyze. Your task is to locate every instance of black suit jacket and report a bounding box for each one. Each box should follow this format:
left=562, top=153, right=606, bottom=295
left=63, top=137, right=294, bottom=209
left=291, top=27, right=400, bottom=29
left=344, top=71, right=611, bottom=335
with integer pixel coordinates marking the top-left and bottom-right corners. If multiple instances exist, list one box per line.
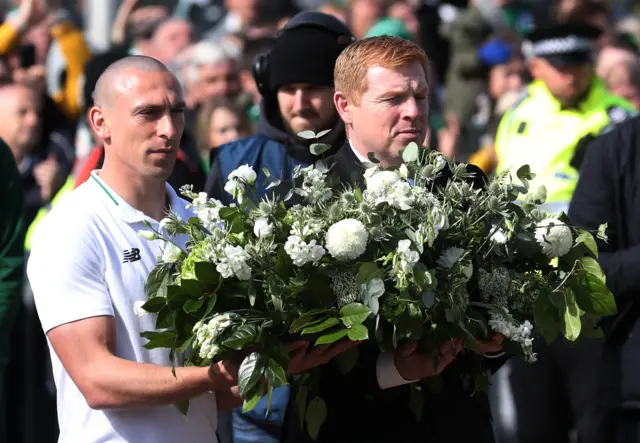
left=280, top=141, right=497, bottom=443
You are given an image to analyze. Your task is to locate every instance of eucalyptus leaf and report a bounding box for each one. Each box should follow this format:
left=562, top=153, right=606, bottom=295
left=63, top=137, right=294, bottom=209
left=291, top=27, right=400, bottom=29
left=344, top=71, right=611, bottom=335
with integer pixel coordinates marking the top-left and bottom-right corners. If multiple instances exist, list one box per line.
left=316, top=129, right=332, bottom=138
left=298, top=130, right=316, bottom=139
left=310, top=143, right=331, bottom=156
left=402, top=142, right=420, bottom=163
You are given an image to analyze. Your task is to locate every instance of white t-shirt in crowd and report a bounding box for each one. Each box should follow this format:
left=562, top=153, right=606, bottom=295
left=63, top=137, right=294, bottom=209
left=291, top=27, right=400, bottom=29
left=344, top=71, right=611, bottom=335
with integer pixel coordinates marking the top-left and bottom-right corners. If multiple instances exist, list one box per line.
left=27, top=171, right=218, bottom=443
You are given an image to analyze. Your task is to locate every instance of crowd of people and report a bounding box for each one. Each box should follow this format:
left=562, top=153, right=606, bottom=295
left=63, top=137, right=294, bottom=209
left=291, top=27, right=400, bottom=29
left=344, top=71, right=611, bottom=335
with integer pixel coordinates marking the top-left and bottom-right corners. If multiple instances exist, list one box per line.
left=3, top=0, right=640, bottom=442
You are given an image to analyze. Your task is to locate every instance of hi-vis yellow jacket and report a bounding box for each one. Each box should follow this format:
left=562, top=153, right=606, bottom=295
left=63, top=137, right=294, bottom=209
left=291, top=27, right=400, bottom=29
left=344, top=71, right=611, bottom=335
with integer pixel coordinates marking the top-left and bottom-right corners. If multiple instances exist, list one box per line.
left=495, top=78, right=636, bottom=214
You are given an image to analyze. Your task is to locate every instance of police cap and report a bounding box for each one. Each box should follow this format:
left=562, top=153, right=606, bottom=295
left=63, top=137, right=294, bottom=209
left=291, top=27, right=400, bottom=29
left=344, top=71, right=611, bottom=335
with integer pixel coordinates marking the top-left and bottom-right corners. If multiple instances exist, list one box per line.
left=523, top=22, right=602, bottom=66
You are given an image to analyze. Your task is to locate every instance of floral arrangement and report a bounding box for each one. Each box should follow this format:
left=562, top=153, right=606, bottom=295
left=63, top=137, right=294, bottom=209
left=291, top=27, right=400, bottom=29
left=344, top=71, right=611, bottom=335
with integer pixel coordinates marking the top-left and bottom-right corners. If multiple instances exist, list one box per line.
left=138, top=137, right=615, bottom=439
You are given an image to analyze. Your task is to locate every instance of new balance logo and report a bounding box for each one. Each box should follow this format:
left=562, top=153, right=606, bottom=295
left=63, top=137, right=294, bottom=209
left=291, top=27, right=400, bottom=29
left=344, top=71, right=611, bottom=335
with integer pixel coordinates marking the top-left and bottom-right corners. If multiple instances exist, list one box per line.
left=123, top=248, right=141, bottom=263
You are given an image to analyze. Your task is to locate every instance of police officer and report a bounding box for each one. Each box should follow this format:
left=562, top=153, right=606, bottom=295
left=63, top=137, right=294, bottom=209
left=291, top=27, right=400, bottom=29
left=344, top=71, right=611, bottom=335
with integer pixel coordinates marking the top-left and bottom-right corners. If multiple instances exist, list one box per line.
left=495, top=22, right=636, bottom=215
left=493, top=22, right=636, bottom=443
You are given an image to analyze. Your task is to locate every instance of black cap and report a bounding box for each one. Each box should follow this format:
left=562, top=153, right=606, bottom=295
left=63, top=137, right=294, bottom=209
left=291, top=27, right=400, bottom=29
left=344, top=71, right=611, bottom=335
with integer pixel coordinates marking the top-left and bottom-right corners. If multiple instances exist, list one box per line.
left=523, top=22, right=602, bottom=66
left=267, top=11, right=354, bottom=91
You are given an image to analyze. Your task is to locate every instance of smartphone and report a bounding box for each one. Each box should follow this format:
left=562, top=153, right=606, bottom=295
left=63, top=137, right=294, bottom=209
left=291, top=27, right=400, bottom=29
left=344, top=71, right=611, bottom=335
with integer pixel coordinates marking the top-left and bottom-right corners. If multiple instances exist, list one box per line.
left=19, top=44, right=36, bottom=69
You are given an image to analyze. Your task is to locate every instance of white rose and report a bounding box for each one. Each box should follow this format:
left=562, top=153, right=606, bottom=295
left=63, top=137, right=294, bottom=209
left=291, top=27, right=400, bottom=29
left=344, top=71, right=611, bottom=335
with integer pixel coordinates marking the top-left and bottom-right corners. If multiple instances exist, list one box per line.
left=137, top=229, right=157, bottom=240
left=325, top=219, right=369, bottom=261
left=366, top=170, right=400, bottom=196
left=254, top=218, right=274, bottom=237
left=535, top=218, right=573, bottom=258
left=161, top=242, right=183, bottom=263
left=228, top=164, right=257, bottom=185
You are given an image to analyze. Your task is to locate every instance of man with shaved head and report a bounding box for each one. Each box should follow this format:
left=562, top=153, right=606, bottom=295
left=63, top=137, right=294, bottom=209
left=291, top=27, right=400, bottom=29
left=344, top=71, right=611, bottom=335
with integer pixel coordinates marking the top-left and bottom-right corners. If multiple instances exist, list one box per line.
left=25, top=55, right=243, bottom=443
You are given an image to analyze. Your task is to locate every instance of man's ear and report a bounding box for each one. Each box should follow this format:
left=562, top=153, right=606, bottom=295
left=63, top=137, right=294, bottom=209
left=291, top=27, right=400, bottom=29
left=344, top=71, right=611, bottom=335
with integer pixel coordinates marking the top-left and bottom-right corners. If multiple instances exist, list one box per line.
left=334, top=90, right=353, bottom=125
left=88, top=106, right=110, bottom=144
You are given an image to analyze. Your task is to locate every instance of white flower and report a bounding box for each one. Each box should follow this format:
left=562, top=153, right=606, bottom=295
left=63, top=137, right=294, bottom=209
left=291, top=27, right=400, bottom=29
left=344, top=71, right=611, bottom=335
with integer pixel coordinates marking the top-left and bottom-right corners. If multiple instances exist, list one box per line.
left=385, top=181, right=415, bottom=210
left=284, top=235, right=326, bottom=266
left=191, top=192, right=209, bottom=208
left=361, top=278, right=385, bottom=314
left=435, top=155, right=446, bottom=171
left=396, top=239, right=420, bottom=274
left=216, top=245, right=251, bottom=280
left=228, top=164, right=257, bottom=185
left=325, top=219, right=369, bottom=261
left=432, top=207, right=448, bottom=231
left=366, top=170, right=400, bottom=196
left=133, top=300, right=149, bottom=317
left=397, top=164, right=409, bottom=179
left=197, top=205, right=223, bottom=231
left=199, top=342, right=221, bottom=360
left=437, top=247, right=465, bottom=268
left=295, top=165, right=332, bottom=203
left=490, top=225, right=509, bottom=245
left=462, top=263, right=474, bottom=281
left=224, top=179, right=245, bottom=202
left=207, top=313, right=233, bottom=334
left=162, top=242, right=183, bottom=263
left=254, top=218, right=274, bottom=237
left=535, top=218, right=573, bottom=258
left=138, top=229, right=157, bottom=240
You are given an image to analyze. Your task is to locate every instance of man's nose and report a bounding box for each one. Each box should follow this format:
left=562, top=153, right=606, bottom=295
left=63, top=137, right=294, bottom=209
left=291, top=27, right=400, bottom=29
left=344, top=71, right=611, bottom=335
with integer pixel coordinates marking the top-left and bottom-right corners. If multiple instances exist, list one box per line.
left=402, top=96, right=420, bottom=119
left=157, top=113, right=176, bottom=139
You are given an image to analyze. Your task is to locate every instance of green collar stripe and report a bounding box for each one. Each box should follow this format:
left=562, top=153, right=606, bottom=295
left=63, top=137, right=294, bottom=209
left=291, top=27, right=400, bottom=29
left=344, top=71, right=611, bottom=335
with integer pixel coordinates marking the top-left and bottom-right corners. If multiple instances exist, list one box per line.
left=91, top=174, right=119, bottom=206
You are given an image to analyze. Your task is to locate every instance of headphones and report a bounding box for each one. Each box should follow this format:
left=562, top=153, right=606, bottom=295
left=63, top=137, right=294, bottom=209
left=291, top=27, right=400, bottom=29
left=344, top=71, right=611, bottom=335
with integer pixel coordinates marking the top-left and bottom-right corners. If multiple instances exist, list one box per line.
left=252, top=12, right=355, bottom=97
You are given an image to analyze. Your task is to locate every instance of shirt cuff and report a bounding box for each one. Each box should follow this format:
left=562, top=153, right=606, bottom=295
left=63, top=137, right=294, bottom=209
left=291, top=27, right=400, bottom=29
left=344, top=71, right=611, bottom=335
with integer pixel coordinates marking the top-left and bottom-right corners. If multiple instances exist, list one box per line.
left=376, top=351, right=418, bottom=390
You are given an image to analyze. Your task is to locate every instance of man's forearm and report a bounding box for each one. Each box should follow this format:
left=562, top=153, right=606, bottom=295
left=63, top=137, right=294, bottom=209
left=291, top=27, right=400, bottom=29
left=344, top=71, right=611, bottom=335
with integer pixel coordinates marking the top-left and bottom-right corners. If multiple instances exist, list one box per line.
left=84, top=356, right=221, bottom=410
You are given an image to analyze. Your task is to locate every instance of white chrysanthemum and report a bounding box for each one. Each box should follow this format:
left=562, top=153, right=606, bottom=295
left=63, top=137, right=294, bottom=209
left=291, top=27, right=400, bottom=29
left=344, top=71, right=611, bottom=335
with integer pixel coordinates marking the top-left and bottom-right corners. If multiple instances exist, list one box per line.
left=228, top=164, right=257, bottom=184
left=535, top=218, right=573, bottom=258
left=284, top=235, right=326, bottom=266
left=437, top=247, right=465, bottom=268
left=253, top=218, right=274, bottom=237
left=366, top=170, right=400, bottom=196
left=325, top=219, right=369, bottom=261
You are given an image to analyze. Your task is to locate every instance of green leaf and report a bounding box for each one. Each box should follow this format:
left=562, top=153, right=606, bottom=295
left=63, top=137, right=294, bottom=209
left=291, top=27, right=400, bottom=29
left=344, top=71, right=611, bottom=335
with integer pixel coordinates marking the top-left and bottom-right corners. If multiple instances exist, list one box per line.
left=580, top=313, right=604, bottom=339
left=145, top=264, right=172, bottom=299
left=597, top=223, right=609, bottom=242
left=242, top=382, right=265, bottom=413
left=298, top=130, right=316, bottom=139
left=223, top=324, right=259, bottom=350
left=194, top=262, right=220, bottom=286
left=238, top=352, right=267, bottom=396
left=338, top=303, right=372, bottom=327
left=175, top=399, right=189, bottom=416
left=533, top=185, right=547, bottom=204
left=356, top=262, right=384, bottom=285
left=402, top=142, right=420, bottom=163
left=332, top=346, right=359, bottom=375
left=265, top=359, right=288, bottom=387
left=574, top=273, right=617, bottom=316
left=413, top=263, right=435, bottom=291
left=347, top=323, right=369, bottom=341
left=276, top=247, right=294, bottom=279
left=155, top=305, right=175, bottom=329
left=180, top=279, right=204, bottom=298
left=140, top=330, right=177, bottom=350
left=218, top=207, right=240, bottom=220
left=176, top=335, right=195, bottom=353
left=563, top=289, right=582, bottom=341
left=302, top=317, right=339, bottom=334
left=305, top=397, right=327, bottom=441
left=289, top=313, right=328, bottom=334
left=579, top=257, right=606, bottom=281
left=230, top=216, right=245, bottom=234
left=141, top=296, right=167, bottom=313
left=296, top=384, right=308, bottom=429
left=310, top=143, right=331, bottom=156
left=533, top=293, right=561, bottom=343
left=262, top=168, right=271, bottom=178
left=575, top=230, right=599, bottom=258
left=183, top=298, right=204, bottom=313
left=315, top=329, right=348, bottom=345
left=203, top=293, right=218, bottom=317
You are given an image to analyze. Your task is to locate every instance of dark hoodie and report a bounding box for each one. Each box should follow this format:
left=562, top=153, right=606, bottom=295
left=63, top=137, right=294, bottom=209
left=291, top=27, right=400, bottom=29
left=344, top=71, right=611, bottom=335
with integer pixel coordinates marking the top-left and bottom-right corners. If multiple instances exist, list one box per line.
left=204, top=94, right=346, bottom=204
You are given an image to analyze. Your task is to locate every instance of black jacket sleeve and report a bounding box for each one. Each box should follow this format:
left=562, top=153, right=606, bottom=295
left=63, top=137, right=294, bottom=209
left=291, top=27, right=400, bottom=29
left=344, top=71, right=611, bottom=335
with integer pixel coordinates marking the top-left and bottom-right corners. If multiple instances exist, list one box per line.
left=204, top=148, right=228, bottom=202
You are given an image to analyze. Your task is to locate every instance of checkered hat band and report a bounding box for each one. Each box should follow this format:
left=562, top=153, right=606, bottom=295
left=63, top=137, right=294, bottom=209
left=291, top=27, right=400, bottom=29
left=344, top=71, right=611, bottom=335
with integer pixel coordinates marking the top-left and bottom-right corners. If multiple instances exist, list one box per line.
left=531, top=36, right=592, bottom=56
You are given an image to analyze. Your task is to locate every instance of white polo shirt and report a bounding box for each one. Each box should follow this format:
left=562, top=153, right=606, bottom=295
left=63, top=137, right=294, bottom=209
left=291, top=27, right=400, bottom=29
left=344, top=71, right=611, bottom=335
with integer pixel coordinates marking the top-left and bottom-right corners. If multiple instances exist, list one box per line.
left=27, top=171, right=218, bottom=443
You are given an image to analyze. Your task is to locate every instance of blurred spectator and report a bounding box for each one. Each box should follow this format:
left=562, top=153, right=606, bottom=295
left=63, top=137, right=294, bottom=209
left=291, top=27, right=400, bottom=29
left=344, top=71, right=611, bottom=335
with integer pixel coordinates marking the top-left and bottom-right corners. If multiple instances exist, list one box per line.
left=0, top=137, right=25, bottom=443
left=317, top=0, right=347, bottom=23
left=195, top=97, right=252, bottom=171
left=365, top=17, right=414, bottom=40
left=604, top=56, right=640, bottom=109
left=347, top=0, right=383, bottom=39
left=204, top=0, right=271, bottom=41
left=110, top=0, right=171, bottom=53
left=561, top=0, right=612, bottom=49
left=596, top=31, right=639, bottom=80
left=385, top=0, right=421, bottom=41
left=616, top=16, right=640, bottom=47
left=236, top=36, right=275, bottom=124
left=1, top=0, right=92, bottom=120
left=0, top=83, right=72, bottom=228
left=177, top=40, right=242, bottom=128
left=150, top=17, right=194, bottom=65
